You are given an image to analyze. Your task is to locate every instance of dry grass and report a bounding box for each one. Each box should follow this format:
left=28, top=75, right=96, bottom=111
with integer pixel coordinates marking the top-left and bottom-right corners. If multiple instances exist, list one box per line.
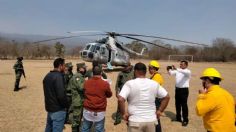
left=0, top=59, right=235, bottom=132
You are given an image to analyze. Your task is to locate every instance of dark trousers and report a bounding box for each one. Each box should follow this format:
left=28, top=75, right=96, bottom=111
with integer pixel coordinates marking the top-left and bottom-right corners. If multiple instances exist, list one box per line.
left=155, top=98, right=162, bottom=132
left=175, top=88, right=189, bottom=122
left=156, top=119, right=161, bottom=132
left=14, top=72, right=22, bottom=91
left=115, top=102, right=122, bottom=123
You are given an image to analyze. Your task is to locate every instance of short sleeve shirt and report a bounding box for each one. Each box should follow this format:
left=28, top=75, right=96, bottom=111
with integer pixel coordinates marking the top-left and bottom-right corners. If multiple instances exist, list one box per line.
left=119, top=78, right=168, bottom=122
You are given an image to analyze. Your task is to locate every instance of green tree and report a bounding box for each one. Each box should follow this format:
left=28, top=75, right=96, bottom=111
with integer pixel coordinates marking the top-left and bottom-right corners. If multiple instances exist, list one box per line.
left=212, top=38, right=235, bottom=62
left=54, top=42, right=65, bottom=58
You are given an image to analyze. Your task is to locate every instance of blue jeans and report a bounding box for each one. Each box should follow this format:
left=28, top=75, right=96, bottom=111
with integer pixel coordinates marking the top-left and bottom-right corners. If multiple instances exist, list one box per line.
left=81, top=117, right=105, bottom=132
left=45, top=110, right=66, bottom=132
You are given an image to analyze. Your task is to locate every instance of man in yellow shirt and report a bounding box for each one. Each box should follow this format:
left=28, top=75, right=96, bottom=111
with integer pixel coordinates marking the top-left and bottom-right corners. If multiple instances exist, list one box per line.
left=196, top=68, right=236, bottom=132
left=149, top=60, right=164, bottom=85
left=149, top=60, right=164, bottom=132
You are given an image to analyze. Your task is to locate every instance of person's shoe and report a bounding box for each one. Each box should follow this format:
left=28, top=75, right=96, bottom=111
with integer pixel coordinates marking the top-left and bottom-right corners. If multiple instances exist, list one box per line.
left=114, top=120, right=121, bottom=125
left=182, top=121, right=188, bottom=127
left=171, top=118, right=182, bottom=122
left=14, top=88, right=19, bottom=92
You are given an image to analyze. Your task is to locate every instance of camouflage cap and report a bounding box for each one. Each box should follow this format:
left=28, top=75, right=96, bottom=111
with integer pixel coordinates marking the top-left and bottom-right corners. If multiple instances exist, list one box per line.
left=65, top=62, right=73, bottom=68
left=76, top=62, right=87, bottom=68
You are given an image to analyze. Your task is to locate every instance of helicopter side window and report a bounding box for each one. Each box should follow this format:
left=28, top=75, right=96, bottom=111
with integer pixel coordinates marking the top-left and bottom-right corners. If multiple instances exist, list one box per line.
left=90, top=45, right=96, bottom=52
left=101, top=47, right=106, bottom=54
left=96, top=46, right=100, bottom=51
left=94, top=46, right=100, bottom=53
left=85, top=45, right=90, bottom=50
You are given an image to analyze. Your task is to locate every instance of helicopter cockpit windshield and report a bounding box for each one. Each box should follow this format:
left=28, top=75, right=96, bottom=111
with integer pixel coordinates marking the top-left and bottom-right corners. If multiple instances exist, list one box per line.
left=85, top=45, right=91, bottom=50
left=80, top=43, right=103, bottom=61
left=90, top=45, right=96, bottom=52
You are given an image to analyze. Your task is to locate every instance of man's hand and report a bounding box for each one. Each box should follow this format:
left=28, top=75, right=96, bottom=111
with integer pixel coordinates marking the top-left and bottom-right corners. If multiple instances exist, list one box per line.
left=172, top=65, right=176, bottom=70
left=122, top=113, right=129, bottom=122
left=116, top=93, right=119, bottom=98
left=167, top=66, right=172, bottom=71
left=156, top=110, right=162, bottom=119
left=198, top=88, right=207, bottom=94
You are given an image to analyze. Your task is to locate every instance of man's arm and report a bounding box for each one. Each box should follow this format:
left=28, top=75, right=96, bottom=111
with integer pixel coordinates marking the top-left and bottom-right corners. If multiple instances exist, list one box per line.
left=196, top=93, right=216, bottom=116
left=118, top=95, right=126, bottom=115
left=156, top=94, right=170, bottom=119
left=118, top=95, right=129, bottom=121
left=22, top=68, right=26, bottom=79
left=168, top=69, right=176, bottom=76
left=102, top=72, right=107, bottom=79
left=105, top=83, right=112, bottom=98
left=118, top=82, right=130, bottom=121
left=71, top=75, right=85, bottom=98
left=156, top=85, right=170, bottom=118
left=55, top=74, right=69, bottom=109
left=177, top=69, right=191, bottom=77
left=115, top=73, right=122, bottom=97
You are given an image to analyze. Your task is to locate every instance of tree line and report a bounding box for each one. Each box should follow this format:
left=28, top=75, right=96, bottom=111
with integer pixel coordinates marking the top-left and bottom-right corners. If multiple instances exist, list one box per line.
left=0, top=37, right=83, bottom=59
left=0, top=36, right=236, bottom=62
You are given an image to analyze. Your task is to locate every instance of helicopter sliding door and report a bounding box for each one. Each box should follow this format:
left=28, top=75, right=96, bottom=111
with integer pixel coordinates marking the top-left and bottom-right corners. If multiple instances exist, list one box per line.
left=99, top=46, right=109, bottom=63
left=112, top=49, right=130, bottom=66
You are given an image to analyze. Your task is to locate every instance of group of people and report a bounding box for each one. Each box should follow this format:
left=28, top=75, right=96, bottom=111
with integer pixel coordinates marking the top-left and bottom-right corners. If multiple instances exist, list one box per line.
left=13, top=57, right=236, bottom=132
left=116, top=60, right=190, bottom=132
left=43, top=58, right=112, bottom=132
left=116, top=60, right=235, bottom=132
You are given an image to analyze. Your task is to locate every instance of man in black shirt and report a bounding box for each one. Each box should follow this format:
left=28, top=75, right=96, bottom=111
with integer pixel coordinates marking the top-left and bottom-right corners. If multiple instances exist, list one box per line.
left=43, top=58, right=69, bottom=132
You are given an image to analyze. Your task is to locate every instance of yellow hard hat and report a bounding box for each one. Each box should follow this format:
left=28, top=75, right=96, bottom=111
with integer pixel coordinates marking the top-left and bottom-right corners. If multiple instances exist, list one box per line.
left=200, top=68, right=223, bottom=80
left=149, top=60, right=160, bottom=68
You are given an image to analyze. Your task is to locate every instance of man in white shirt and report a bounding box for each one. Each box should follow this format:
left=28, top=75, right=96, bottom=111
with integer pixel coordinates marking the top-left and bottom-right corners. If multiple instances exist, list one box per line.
left=167, top=60, right=191, bottom=126
left=118, top=62, right=170, bottom=132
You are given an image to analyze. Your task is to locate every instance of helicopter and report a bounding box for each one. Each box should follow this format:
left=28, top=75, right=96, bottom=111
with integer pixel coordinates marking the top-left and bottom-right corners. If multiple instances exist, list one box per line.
left=35, top=31, right=208, bottom=69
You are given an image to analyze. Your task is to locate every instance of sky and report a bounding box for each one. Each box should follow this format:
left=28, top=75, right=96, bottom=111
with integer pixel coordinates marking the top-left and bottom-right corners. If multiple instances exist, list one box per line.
left=0, top=0, right=235, bottom=45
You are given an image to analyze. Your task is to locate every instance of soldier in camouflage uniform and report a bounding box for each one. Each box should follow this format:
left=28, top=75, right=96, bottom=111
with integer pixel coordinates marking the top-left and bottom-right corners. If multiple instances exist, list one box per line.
left=76, top=62, right=87, bottom=78
left=13, top=57, right=25, bottom=91
left=69, top=63, right=85, bottom=132
left=64, top=62, right=74, bottom=124
left=114, top=64, right=134, bottom=125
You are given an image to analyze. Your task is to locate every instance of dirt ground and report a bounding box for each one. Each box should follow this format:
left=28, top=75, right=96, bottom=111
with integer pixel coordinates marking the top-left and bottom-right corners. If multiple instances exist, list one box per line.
left=0, top=59, right=235, bottom=132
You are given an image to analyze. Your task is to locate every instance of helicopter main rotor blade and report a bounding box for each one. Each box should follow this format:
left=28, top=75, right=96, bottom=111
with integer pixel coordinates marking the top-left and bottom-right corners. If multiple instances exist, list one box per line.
left=68, top=31, right=120, bottom=38
left=120, top=35, right=171, bottom=50
left=119, top=34, right=208, bottom=47
left=67, top=30, right=106, bottom=34
left=33, top=34, right=106, bottom=43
